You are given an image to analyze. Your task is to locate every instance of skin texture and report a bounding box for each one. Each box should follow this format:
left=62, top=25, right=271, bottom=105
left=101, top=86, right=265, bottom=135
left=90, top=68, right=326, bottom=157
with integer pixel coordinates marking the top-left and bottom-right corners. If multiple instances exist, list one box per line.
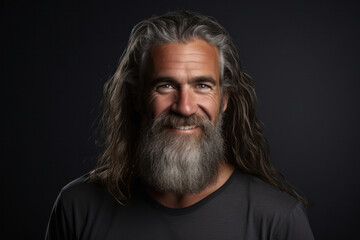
left=140, top=39, right=234, bottom=208
left=143, top=39, right=227, bottom=125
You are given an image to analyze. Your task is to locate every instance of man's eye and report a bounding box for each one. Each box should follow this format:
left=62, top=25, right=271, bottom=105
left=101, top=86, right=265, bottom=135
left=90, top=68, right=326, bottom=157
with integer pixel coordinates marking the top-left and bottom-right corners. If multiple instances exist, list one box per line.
left=159, top=84, right=173, bottom=89
left=156, top=84, right=174, bottom=93
left=197, top=84, right=210, bottom=89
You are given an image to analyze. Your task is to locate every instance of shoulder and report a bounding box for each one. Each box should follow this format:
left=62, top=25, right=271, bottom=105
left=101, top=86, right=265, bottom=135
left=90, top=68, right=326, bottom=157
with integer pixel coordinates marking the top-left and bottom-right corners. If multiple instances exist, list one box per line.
left=55, top=173, right=116, bottom=213
left=46, top=173, right=118, bottom=239
left=231, top=171, right=300, bottom=210
left=229, top=171, right=314, bottom=239
left=60, top=173, right=104, bottom=199
left=230, top=171, right=304, bottom=224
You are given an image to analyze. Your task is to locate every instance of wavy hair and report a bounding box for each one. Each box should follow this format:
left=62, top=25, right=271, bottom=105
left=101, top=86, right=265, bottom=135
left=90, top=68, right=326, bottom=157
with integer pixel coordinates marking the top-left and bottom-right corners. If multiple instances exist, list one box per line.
left=93, top=11, right=308, bottom=205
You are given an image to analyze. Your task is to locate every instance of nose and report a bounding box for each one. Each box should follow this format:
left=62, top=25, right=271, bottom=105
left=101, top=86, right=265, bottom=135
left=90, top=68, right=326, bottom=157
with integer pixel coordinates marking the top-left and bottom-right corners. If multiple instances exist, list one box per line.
left=171, top=87, right=198, bottom=117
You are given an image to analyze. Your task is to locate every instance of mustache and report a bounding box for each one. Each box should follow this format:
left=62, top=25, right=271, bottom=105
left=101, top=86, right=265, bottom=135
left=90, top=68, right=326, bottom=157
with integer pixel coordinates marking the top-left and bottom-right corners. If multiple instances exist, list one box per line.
left=149, top=114, right=211, bottom=132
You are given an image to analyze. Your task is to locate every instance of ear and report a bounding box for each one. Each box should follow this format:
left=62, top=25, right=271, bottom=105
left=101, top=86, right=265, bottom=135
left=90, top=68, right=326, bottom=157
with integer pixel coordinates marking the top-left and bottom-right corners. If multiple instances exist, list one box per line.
left=221, top=92, right=229, bottom=113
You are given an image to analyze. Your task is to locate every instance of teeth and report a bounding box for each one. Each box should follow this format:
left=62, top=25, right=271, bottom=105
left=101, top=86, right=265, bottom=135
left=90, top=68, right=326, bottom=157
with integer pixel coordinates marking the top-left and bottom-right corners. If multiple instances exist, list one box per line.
left=176, top=125, right=197, bottom=130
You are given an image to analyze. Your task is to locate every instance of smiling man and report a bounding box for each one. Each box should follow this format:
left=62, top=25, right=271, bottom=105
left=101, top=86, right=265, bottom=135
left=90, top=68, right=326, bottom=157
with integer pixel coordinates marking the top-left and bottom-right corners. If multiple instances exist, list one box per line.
left=46, top=11, right=314, bottom=239
left=136, top=39, right=233, bottom=206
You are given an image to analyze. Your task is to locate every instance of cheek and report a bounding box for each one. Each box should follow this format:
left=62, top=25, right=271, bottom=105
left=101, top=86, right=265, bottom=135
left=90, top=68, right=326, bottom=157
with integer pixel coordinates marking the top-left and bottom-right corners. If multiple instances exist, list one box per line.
left=148, top=94, right=174, bottom=117
left=198, top=94, right=222, bottom=122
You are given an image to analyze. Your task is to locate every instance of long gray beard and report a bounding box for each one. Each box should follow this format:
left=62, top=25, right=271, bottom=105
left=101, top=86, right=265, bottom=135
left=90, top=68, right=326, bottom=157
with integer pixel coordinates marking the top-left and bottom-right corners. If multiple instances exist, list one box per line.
left=136, top=114, right=224, bottom=195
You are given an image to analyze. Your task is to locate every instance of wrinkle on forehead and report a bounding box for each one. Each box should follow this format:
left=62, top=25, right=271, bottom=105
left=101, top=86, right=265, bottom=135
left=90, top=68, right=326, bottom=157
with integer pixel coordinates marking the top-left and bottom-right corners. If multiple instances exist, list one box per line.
left=146, top=39, right=220, bottom=80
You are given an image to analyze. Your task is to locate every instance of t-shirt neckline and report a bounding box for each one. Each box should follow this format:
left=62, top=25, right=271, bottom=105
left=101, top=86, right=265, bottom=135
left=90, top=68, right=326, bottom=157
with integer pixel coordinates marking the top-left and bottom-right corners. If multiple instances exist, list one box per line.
left=143, top=170, right=237, bottom=215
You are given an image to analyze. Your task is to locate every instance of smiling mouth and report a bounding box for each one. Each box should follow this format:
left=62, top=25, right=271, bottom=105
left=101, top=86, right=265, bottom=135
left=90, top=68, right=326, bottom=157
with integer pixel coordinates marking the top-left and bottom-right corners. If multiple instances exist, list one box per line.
left=173, top=125, right=197, bottom=130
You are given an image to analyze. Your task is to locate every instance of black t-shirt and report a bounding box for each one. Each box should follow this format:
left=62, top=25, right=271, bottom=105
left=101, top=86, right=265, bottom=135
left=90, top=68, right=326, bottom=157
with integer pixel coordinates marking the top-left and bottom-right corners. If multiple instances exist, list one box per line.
left=46, top=171, right=314, bottom=239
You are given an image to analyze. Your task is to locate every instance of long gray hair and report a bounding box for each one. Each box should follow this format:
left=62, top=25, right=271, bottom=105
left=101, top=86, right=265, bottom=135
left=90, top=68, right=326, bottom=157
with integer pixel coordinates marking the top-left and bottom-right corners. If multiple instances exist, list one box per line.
left=93, top=11, right=308, bottom=205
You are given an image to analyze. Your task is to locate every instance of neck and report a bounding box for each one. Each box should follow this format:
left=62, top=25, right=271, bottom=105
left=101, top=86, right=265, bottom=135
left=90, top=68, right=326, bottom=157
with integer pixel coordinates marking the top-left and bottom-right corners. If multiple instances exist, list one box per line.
left=146, top=162, right=235, bottom=208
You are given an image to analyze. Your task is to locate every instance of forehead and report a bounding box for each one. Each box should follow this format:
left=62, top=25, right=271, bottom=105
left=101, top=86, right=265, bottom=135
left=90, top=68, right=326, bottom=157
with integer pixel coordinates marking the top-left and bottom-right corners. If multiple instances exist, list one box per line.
left=145, top=39, right=220, bottom=80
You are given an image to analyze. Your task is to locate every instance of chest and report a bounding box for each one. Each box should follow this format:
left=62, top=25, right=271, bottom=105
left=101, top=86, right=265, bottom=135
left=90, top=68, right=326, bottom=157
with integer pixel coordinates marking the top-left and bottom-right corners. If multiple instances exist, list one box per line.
left=76, top=199, right=275, bottom=240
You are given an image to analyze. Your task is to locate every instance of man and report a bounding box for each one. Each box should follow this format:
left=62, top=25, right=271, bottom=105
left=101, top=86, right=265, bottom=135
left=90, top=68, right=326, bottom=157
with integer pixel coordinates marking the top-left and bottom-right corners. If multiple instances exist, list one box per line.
left=46, top=11, right=314, bottom=239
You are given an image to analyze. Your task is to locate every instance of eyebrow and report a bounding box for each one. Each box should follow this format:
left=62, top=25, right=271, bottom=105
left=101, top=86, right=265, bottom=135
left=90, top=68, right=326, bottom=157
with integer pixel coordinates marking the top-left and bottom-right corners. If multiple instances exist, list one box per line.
left=190, top=76, right=217, bottom=86
left=150, top=76, right=217, bottom=87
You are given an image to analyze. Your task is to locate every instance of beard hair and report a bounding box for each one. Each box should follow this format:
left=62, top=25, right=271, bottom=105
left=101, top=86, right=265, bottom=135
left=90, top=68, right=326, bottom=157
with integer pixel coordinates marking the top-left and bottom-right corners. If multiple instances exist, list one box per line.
left=136, top=113, right=224, bottom=195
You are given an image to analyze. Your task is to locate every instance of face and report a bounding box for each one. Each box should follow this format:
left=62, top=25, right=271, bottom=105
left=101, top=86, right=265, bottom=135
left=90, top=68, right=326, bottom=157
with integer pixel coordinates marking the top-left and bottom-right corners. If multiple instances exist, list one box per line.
left=136, top=39, right=227, bottom=193
left=141, top=39, right=227, bottom=134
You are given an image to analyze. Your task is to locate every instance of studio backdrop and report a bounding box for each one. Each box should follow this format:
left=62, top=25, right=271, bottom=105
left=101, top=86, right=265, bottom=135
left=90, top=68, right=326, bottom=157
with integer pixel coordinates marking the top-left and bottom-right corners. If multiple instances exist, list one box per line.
left=2, top=0, right=359, bottom=239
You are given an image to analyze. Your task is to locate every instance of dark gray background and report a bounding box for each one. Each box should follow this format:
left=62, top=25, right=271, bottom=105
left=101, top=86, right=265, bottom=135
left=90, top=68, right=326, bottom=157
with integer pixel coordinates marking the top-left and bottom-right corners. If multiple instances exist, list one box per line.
left=2, top=0, right=359, bottom=239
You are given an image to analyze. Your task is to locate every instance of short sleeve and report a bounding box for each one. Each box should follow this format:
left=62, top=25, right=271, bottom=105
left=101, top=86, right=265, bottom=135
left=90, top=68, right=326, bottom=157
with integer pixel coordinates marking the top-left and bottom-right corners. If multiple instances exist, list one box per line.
left=275, top=203, right=315, bottom=240
left=45, top=192, right=74, bottom=240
